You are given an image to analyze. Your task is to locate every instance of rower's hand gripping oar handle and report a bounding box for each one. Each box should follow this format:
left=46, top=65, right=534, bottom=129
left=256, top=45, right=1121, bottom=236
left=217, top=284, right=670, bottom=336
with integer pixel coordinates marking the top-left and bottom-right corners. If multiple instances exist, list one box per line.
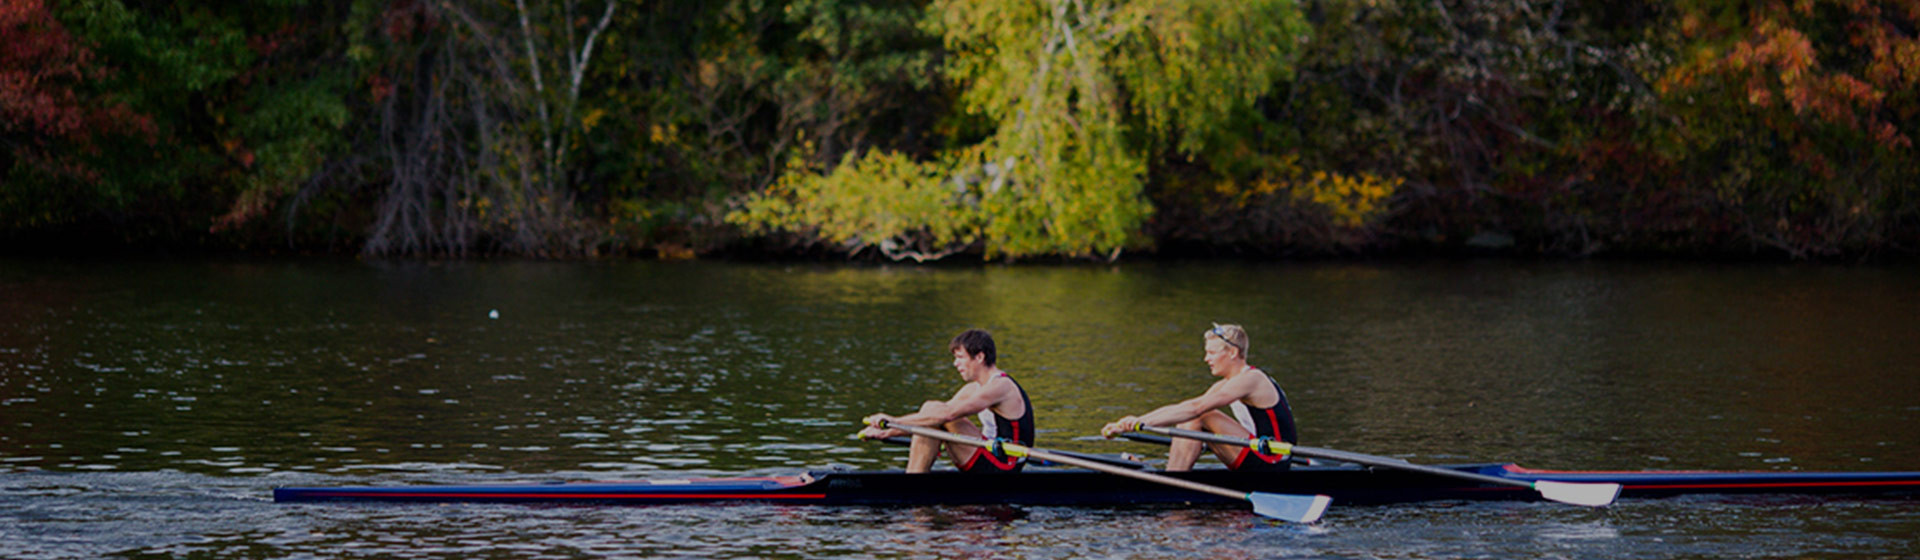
left=869, top=418, right=1025, bottom=458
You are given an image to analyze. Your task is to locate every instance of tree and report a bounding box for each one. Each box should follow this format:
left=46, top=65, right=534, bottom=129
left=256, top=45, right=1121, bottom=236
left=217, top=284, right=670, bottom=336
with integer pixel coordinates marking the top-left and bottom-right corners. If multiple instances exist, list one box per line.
left=1655, top=0, right=1920, bottom=257
left=3, top=0, right=356, bottom=249
left=733, top=0, right=1310, bottom=261
left=314, top=0, right=616, bottom=257
left=0, top=0, right=153, bottom=229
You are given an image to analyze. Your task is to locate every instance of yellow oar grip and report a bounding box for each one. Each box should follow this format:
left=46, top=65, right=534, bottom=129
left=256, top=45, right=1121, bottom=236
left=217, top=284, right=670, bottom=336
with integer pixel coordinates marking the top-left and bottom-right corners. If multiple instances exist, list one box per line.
left=1252, top=438, right=1294, bottom=456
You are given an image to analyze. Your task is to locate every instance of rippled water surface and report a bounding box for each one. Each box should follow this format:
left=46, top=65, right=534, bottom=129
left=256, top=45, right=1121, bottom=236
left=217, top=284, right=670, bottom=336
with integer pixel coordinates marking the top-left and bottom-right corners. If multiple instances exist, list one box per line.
left=3, top=258, right=1918, bottom=558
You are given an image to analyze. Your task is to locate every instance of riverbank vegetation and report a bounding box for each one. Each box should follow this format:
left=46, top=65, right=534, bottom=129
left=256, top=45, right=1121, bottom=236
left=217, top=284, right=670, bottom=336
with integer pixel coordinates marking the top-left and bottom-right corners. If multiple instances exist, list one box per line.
left=5, top=0, right=1917, bottom=260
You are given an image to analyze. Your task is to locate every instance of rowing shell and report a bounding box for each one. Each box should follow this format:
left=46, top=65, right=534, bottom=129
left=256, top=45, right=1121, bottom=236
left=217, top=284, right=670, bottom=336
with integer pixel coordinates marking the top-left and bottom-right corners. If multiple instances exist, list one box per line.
left=274, top=463, right=1920, bottom=505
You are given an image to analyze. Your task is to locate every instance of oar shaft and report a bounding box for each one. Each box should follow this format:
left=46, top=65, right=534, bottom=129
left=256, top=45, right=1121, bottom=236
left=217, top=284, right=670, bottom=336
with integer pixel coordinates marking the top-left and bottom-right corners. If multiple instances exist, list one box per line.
left=878, top=436, right=1149, bottom=470
left=1117, top=432, right=1176, bottom=446
left=1031, top=448, right=1245, bottom=500
left=886, top=423, right=1244, bottom=501
left=1288, top=445, right=1531, bottom=489
left=1137, top=425, right=1534, bottom=490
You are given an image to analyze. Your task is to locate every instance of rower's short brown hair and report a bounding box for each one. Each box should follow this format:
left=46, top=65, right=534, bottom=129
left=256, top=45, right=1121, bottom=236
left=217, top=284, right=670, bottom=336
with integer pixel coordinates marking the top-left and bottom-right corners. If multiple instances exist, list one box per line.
left=949, top=329, right=997, bottom=366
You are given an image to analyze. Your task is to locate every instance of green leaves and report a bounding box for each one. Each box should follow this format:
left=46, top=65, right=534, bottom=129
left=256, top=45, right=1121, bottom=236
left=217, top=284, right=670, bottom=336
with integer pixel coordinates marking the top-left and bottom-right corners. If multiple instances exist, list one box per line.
left=736, top=0, right=1308, bottom=260
left=1112, top=0, right=1307, bottom=156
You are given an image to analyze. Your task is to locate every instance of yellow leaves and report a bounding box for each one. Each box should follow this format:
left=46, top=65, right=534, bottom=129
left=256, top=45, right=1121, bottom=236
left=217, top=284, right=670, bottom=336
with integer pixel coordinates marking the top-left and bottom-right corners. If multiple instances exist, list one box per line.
left=696, top=60, right=720, bottom=88
left=1206, top=154, right=1401, bottom=228
left=455, top=196, right=495, bottom=221
left=610, top=197, right=654, bottom=225
left=580, top=108, right=606, bottom=131
left=1292, top=170, right=1401, bottom=228
left=727, top=149, right=980, bottom=255
left=1210, top=176, right=1283, bottom=209
left=647, top=123, right=677, bottom=144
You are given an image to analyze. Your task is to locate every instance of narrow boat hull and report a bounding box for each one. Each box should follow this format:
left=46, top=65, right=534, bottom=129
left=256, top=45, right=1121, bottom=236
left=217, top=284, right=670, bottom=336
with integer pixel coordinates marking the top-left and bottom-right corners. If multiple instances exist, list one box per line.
left=273, top=463, right=1920, bottom=507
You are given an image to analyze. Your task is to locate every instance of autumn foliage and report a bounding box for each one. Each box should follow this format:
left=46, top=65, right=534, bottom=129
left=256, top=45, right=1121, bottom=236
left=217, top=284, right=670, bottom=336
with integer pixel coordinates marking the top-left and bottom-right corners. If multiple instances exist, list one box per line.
left=1648, top=0, right=1920, bottom=257
left=1, top=0, right=151, bottom=227
left=3, top=0, right=1918, bottom=259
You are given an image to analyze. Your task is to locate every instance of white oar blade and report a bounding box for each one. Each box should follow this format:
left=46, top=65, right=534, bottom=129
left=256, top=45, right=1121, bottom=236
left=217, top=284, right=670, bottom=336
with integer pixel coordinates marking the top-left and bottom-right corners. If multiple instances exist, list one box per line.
left=1533, top=481, right=1621, bottom=507
left=1249, top=492, right=1332, bottom=523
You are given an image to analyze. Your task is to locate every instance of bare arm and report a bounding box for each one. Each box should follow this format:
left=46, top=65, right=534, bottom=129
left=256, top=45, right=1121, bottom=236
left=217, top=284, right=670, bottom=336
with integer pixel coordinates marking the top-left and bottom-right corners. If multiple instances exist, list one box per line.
left=882, top=379, right=1009, bottom=426
left=857, top=378, right=1012, bottom=439
left=1103, top=376, right=1252, bottom=436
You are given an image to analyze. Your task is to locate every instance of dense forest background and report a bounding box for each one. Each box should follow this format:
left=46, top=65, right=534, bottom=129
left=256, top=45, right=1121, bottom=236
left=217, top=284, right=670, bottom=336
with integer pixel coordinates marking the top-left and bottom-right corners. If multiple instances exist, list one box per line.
left=4, top=0, right=1917, bottom=260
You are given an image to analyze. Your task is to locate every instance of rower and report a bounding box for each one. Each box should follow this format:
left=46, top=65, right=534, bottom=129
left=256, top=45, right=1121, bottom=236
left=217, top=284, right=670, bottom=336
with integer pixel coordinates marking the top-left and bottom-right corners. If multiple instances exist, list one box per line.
left=1102, top=323, right=1298, bottom=472
left=857, top=329, right=1036, bottom=473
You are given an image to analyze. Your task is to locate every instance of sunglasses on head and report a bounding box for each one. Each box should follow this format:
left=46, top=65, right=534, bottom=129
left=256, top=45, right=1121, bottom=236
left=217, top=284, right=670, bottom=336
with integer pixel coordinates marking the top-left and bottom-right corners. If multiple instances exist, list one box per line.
left=1209, top=324, right=1245, bottom=352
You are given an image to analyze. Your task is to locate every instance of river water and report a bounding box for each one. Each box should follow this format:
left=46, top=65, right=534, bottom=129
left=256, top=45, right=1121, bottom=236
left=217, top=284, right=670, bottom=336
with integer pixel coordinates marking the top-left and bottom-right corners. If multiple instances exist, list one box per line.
left=3, top=258, right=1917, bottom=559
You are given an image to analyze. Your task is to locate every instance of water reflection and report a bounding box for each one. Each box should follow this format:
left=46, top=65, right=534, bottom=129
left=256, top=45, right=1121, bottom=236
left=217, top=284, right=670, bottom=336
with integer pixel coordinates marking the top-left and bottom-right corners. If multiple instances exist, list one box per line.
left=3, top=469, right=1918, bottom=559
left=1535, top=520, right=1621, bottom=541
left=3, top=259, right=1920, bottom=558
left=4, top=260, right=1920, bottom=476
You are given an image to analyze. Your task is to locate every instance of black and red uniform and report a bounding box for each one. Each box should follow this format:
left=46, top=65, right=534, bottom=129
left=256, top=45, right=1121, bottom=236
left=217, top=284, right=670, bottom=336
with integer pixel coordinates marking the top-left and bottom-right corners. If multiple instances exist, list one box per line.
left=958, top=372, right=1035, bottom=473
left=1227, top=372, right=1297, bottom=471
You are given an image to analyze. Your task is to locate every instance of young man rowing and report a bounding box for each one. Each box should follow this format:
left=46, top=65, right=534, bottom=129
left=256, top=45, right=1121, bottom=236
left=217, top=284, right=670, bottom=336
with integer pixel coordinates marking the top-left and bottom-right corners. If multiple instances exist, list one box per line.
left=1102, top=323, right=1298, bottom=471
left=857, top=329, right=1035, bottom=473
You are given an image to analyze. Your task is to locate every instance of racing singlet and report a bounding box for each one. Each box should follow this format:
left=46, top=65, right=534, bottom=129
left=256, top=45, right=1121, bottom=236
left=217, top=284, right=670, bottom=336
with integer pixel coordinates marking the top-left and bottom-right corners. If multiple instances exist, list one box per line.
left=962, top=372, right=1033, bottom=472
left=1227, top=371, right=1296, bottom=471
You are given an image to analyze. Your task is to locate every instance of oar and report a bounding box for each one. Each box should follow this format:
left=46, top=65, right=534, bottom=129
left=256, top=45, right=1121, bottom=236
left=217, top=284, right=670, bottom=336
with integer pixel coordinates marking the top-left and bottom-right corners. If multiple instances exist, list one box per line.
left=877, top=436, right=1152, bottom=469
left=1129, top=425, right=1621, bottom=507
left=1112, top=432, right=1177, bottom=446
left=873, top=420, right=1331, bottom=523
left=1102, top=432, right=1319, bottom=466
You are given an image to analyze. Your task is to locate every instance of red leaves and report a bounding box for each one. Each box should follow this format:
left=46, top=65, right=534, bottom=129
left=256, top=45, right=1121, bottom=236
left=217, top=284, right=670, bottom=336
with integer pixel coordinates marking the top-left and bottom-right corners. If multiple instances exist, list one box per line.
left=1, top=0, right=89, bottom=137
left=247, top=23, right=299, bottom=59
left=1668, top=0, right=1919, bottom=149
left=381, top=0, right=436, bottom=41
left=369, top=74, right=394, bottom=104
left=1, top=0, right=151, bottom=185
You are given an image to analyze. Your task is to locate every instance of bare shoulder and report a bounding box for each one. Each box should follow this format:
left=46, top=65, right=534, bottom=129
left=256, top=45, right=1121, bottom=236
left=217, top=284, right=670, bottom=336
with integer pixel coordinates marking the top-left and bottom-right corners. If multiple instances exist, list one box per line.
left=1224, top=369, right=1272, bottom=397
left=986, top=372, right=1020, bottom=396
left=1246, top=367, right=1275, bottom=384
left=1240, top=368, right=1280, bottom=405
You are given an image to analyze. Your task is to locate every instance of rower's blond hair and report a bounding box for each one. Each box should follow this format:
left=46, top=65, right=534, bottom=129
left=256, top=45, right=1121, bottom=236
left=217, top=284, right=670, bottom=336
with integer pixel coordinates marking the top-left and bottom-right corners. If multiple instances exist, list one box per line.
left=1206, top=323, right=1250, bottom=360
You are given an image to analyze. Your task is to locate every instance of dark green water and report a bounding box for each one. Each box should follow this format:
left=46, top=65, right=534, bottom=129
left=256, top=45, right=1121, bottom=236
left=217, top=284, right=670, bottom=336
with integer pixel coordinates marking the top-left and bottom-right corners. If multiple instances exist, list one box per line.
left=3, top=258, right=1918, bottom=558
